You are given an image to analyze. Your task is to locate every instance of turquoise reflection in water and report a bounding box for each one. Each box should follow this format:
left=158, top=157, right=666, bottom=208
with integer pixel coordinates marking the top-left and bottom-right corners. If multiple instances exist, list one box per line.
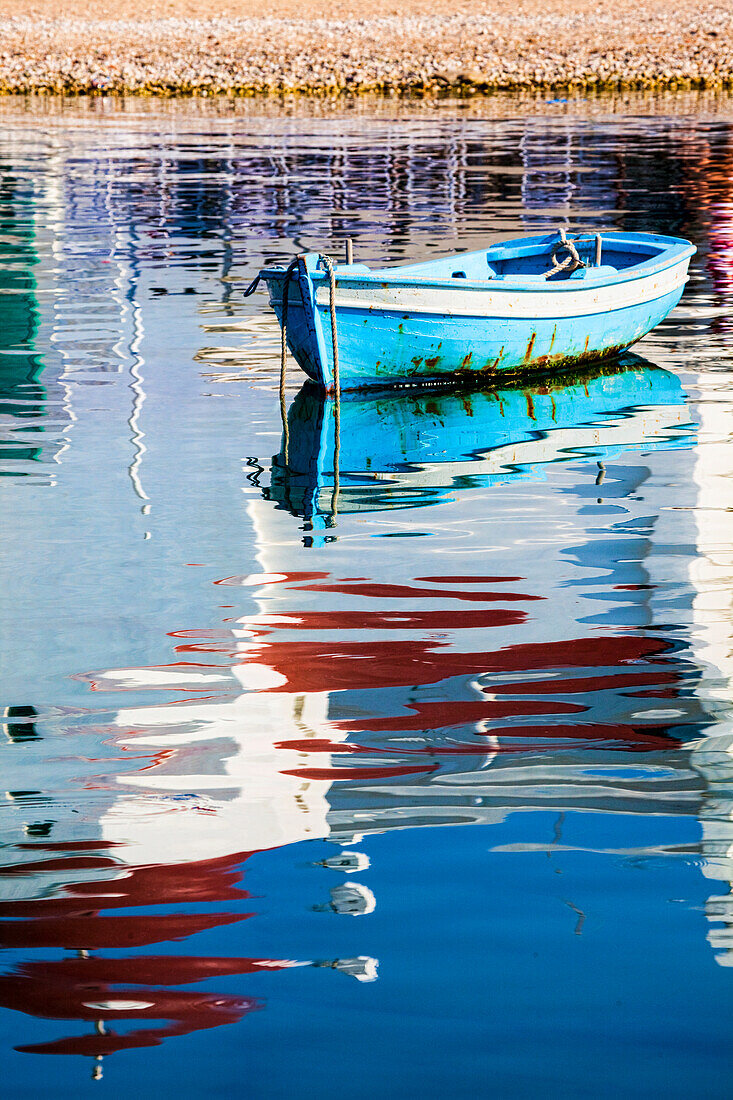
left=0, top=171, right=50, bottom=472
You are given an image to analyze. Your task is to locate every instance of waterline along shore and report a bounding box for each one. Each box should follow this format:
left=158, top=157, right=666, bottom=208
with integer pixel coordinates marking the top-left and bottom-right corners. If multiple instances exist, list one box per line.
left=1, top=0, right=732, bottom=96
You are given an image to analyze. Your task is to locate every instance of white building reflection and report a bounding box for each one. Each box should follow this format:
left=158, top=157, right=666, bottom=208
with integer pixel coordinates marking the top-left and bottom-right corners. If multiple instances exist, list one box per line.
left=44, top=362, right=733, bottom=974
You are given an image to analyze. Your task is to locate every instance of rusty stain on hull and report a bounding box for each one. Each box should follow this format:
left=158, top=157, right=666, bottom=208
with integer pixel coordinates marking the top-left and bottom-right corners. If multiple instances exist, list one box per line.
left=478, top=346, right=505, bottom=375
left=527, top=342, right=627, bottom=374
left=523, top=332, right=537, bottom=363
left=395, top=342, right=634, bottom=394
left=319, top=352, right=640, bottom=395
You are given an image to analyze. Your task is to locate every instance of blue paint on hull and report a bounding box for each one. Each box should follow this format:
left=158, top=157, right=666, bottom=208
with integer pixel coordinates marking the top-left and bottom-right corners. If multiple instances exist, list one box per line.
left=274, top=286, right=684, bottom=391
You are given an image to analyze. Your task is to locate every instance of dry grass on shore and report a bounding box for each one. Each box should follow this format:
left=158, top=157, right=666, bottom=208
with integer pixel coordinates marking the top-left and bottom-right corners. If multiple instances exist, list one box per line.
left=0, top=0, right=732, bottom=96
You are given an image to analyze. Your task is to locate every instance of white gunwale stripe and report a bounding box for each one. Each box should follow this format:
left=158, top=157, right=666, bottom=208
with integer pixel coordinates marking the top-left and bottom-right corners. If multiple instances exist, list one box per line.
left=314, top=262, right=689, bottom=320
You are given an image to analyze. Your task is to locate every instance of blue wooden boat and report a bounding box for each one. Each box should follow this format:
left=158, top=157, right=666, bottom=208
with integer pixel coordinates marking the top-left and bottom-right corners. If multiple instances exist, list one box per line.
left=268, top=355, right=695, bottom=522
left=254, top=231, right=695, bottom=392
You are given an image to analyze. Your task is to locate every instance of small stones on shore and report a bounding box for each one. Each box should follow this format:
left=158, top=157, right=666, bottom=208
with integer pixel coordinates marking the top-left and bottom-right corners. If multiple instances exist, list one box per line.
left=0, top=4, right=732, bottom=95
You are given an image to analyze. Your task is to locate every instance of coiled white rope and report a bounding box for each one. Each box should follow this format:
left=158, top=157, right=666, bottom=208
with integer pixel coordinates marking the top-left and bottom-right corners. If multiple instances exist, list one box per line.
left=543, top=229, right=586, bottom=279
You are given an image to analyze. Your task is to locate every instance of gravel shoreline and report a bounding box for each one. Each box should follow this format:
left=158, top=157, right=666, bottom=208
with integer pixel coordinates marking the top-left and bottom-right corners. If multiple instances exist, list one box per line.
left=1, top=3, right=732, bottom=96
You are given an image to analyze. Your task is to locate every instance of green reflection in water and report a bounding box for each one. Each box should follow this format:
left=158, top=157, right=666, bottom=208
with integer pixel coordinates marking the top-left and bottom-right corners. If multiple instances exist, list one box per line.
left=0, top=170, right=44, bottom=468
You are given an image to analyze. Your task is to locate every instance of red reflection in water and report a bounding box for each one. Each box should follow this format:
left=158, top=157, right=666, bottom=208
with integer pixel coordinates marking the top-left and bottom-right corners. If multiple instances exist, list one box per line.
left=82, top=631, right=665, bottom=697
left=6, top=560, right=695, bottom=1066
left=414, top=576, right=523, bottom=584
left=337, top=697, right=584, bottom=731
left=485, top=671, right=680, bottom=696
left=16, top=956, right=296, bottom=986
left=11, top=984, right=261, bottom=1056
left=297, top=581, right=542, bottom=603
left=283, top=763, right=439, bottom=780
left=0, top=850, right=254, bottom=921
left=254, top=634, right=671, bottom=695
left=0, top=847, right=263, bottom=1059
left=174, top=608, right=528, bottom=645
left=0, top=913, right=243, bottom=950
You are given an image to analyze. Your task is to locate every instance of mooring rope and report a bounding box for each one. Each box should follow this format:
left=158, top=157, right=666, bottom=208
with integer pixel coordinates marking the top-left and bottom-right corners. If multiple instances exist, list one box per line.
left=278, top=258, right=299, bottom=467
left=317, top=254, right=341, bottom=398
left=275, top=253, right=341, bottom=519
left=317, top=254, right=341, bottom=522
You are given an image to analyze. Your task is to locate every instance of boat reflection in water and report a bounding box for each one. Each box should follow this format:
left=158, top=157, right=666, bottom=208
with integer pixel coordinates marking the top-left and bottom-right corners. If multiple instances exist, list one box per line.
left=3, top=355, right=732, bottom=1076
left=268, top=354, right=694, bottom=528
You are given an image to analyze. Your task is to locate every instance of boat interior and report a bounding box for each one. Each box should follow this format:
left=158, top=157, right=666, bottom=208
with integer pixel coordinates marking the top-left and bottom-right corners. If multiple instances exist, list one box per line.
left=368, top=232, right=678, bottom=284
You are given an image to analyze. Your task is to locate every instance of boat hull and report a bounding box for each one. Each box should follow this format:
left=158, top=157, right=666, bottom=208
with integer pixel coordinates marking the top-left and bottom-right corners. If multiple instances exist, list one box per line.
left=262, top=235, right=693, bottom=391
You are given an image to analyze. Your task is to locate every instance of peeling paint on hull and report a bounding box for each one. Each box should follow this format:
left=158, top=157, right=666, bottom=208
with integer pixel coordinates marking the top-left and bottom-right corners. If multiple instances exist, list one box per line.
left=273, top=291, right=682, bottom=392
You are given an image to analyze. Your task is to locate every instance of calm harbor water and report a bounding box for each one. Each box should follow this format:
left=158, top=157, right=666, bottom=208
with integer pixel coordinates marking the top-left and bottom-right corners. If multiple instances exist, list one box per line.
left=1, top=93, right=733, bottom=1097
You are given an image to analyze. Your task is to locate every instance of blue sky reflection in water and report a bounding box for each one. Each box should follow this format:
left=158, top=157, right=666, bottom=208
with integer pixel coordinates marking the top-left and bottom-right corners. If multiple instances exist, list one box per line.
left=0, top=95, right=732, bottom=1097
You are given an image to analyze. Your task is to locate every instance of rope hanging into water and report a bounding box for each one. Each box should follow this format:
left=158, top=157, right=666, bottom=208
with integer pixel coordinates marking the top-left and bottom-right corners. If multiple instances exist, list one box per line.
left=277, top=253, right=341, bottom=518
left=317, top=254, right=341, bottom=521
left=318, top=254, right=341, bottom=398
left=277, top=258, right=300, bottom=467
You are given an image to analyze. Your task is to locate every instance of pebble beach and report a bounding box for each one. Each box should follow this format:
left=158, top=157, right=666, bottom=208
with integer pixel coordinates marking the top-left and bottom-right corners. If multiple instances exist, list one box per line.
left=1, top=0, right=732, bottom=96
